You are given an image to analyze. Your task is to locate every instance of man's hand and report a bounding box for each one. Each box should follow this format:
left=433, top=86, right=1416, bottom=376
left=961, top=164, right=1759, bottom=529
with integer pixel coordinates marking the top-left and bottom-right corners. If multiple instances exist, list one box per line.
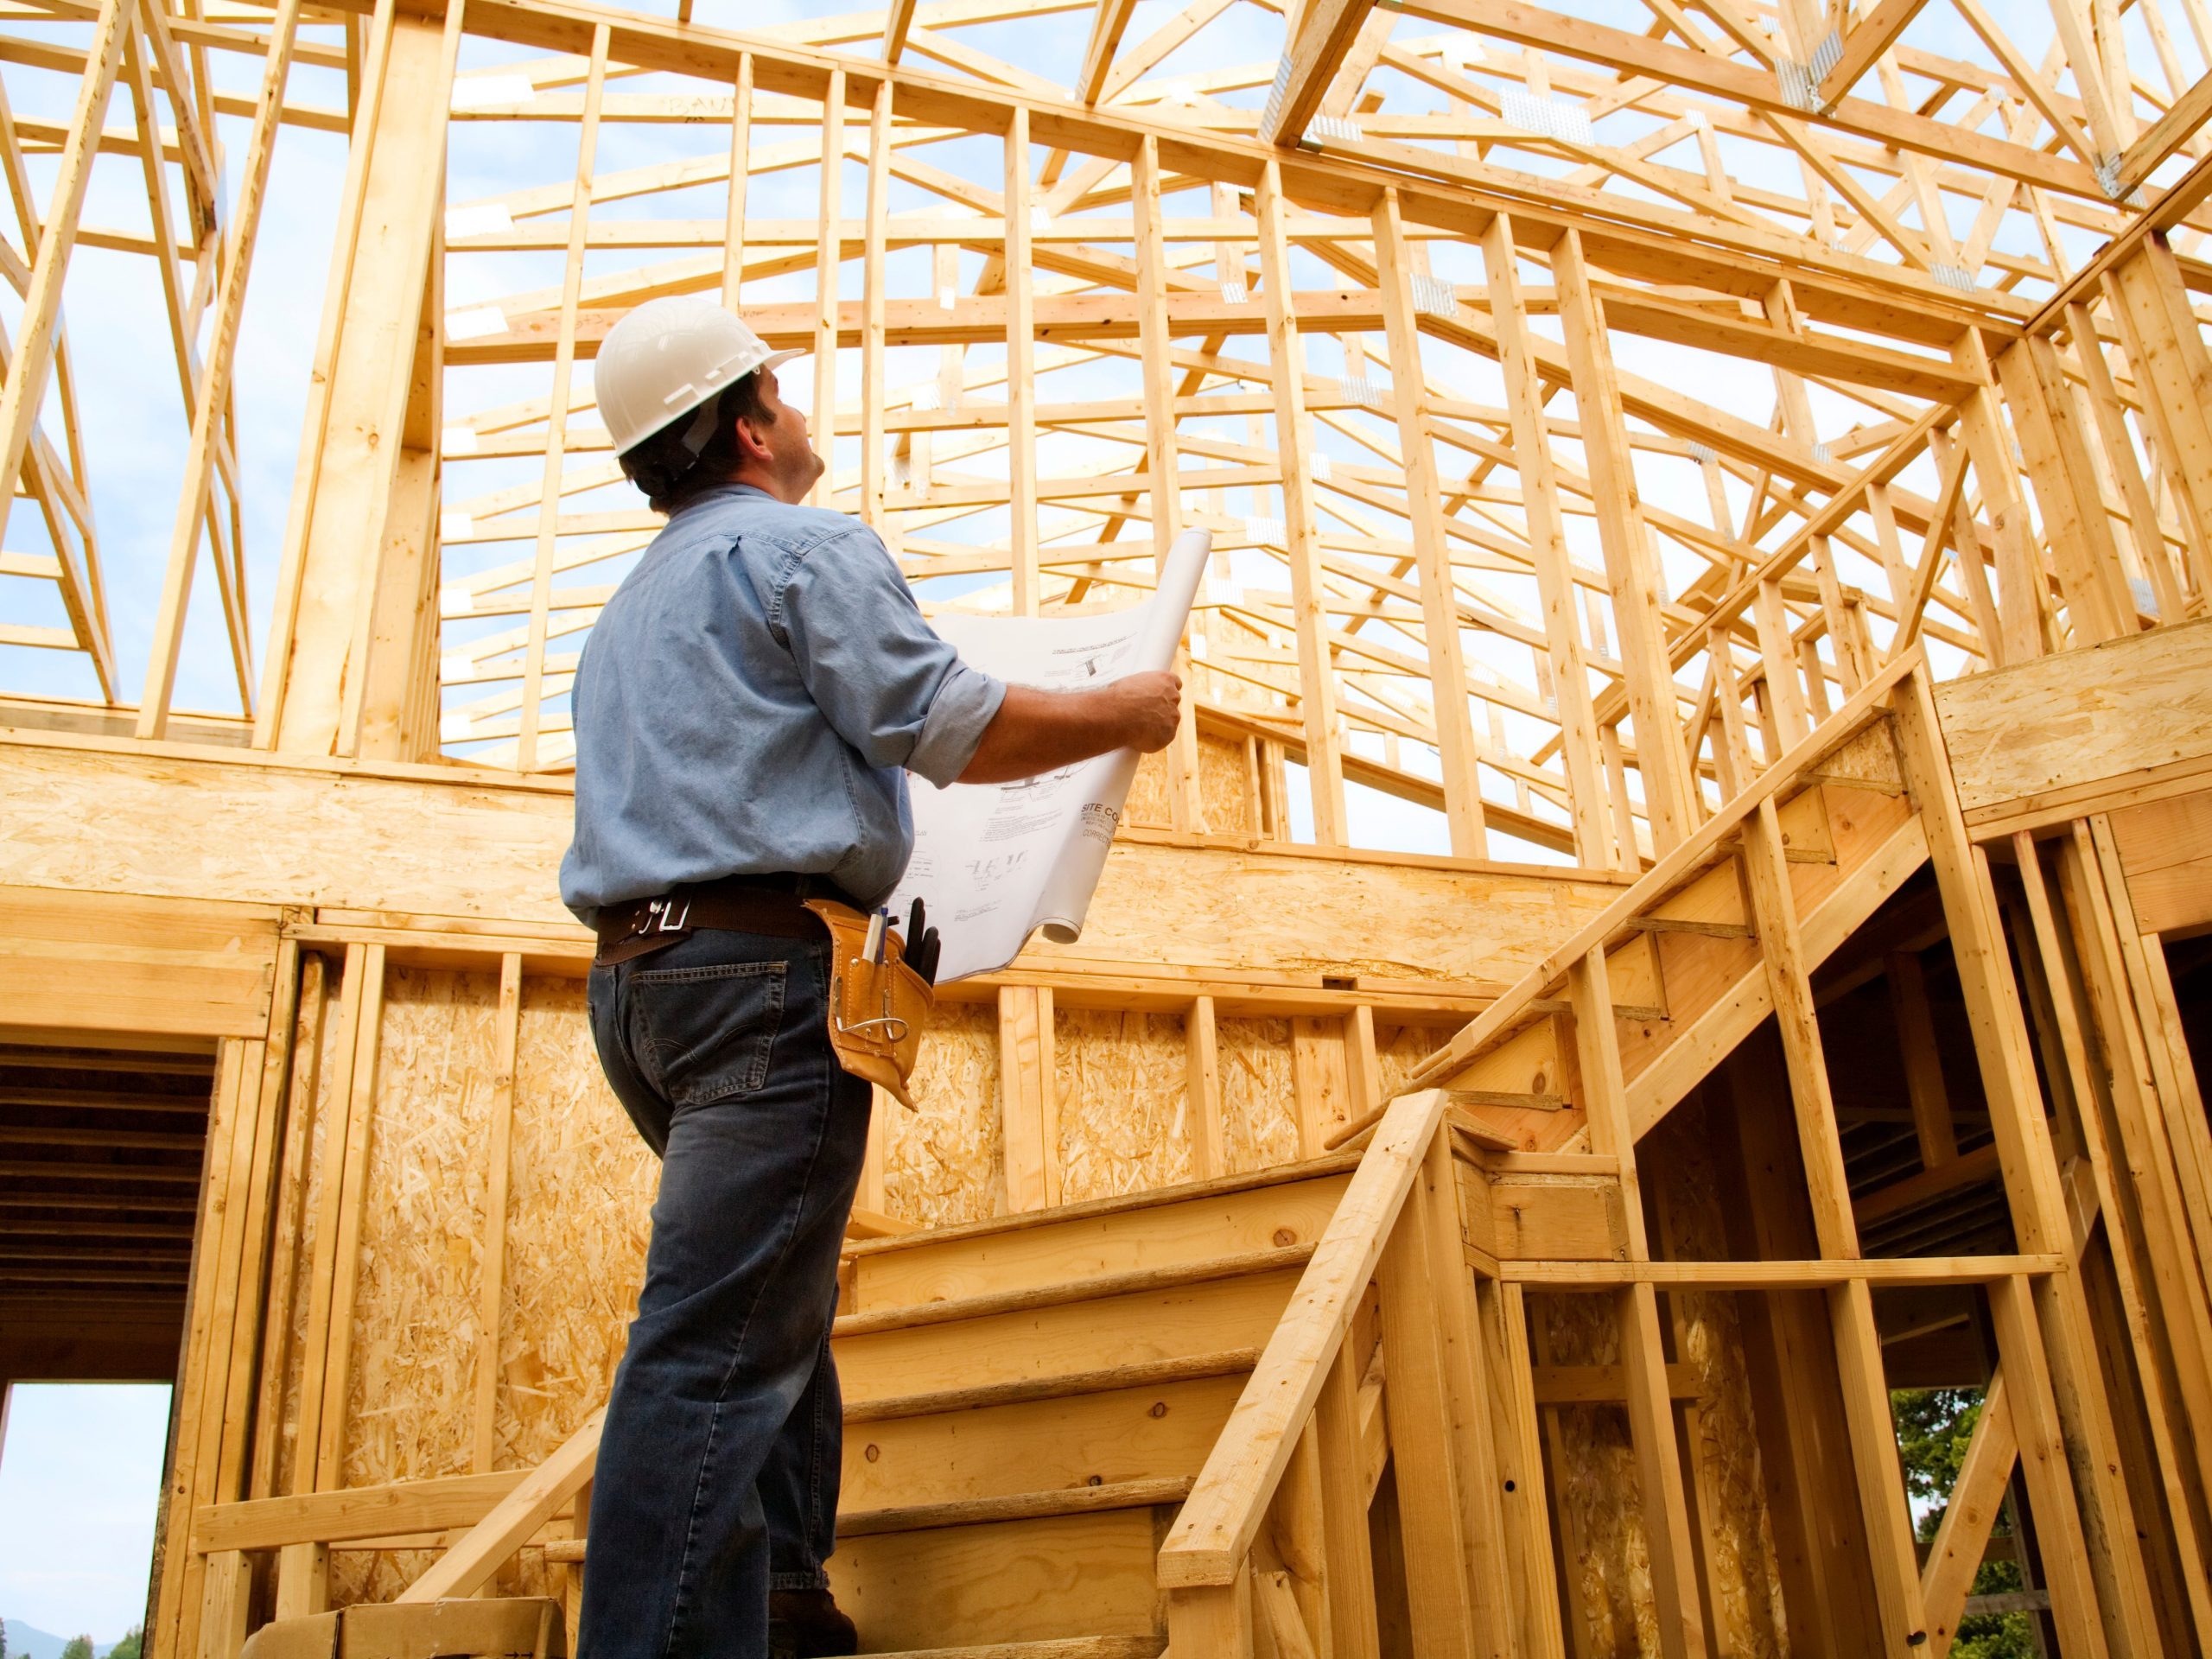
left=1103, top=671, right=1183, bottom=753
left=955, top=672, right=1186, bottom=785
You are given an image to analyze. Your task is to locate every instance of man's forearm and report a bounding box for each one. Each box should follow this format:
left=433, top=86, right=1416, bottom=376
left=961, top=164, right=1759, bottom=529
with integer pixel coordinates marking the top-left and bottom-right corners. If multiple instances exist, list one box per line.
left=956, top=677, right=1179, bottom=784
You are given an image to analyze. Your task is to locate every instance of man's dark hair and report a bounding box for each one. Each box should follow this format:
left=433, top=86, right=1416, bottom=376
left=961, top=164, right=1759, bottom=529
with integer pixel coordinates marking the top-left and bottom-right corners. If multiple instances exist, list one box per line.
left=619, top=368, right=776, bottom=514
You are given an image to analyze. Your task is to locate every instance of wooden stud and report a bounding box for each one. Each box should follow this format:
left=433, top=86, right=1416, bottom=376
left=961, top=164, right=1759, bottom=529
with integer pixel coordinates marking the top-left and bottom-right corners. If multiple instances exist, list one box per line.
left=1005, top=105, right=1039, bottom=613
left=1255, top=157, right=1348, bottom=845
left=1376, top=188, right=1484, bottom=859
left=810, top=67, right=844, bottom=511
left=473, top=953, right=522, bottom=1473
left=1553, top=228, right=1695, bottom=853
left=516, top=24, right=607, bottom=773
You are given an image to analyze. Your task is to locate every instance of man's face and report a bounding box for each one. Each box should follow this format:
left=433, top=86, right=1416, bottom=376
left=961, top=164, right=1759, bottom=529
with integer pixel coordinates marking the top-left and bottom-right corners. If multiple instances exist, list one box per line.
left=746, top=370, right=827, bottom=503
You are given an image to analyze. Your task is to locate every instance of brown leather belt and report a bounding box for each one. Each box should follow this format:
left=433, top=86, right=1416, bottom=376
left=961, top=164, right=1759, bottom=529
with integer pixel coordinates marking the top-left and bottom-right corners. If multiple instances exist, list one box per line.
left=593, top=873, right=861, bottom=965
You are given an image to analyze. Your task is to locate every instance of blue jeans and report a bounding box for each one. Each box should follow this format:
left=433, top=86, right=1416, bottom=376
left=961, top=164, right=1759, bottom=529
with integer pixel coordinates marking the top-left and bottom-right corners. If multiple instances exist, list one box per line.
left=578, top=925, right=872, bottom=1659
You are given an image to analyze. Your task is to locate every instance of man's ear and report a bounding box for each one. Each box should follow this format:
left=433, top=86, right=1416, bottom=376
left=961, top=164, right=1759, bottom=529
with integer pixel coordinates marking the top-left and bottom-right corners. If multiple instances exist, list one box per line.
left=730, top=410, right=773, bottom=466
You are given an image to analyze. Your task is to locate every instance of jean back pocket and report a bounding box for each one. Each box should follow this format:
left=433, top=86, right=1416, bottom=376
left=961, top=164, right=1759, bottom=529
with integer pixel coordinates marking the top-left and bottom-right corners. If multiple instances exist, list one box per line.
left=624, top=960, right=789, bottom=1107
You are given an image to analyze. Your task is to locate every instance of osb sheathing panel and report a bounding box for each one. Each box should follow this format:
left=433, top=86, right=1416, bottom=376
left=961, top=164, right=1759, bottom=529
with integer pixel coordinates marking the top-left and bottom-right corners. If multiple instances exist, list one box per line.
left=1650, top=1100, right=1787, bottom=1656
left=1125, top=749, right=1173, bottom=828
left=340, top=967, right=499, bottom=1493
left=883, top=1001, right=1004, bottom=1227
left=502, top=975, right=655, bottom=1469
left=1195, top=734, right=1255, bottom=836
left=1053, top=1006, right=1192, bottom=1203
left=323, top=968, right=613, bottom=1605
left=325, top=969, right=498, bottom=1603
left=1373, top=1023, right=1449, bottom=1101
left=1535, top=1299, right=1651, bottom=1656
left=1537, top=1094, right=1786, bottom=1657
left=1121, top=734, right=1257, bottom=836
left=1218, top=1017, right=1297, bottom=1173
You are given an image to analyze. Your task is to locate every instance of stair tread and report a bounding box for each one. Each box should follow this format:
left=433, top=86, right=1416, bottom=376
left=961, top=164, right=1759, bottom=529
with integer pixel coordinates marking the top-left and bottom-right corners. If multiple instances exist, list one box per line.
left=858, top=1638, right=1161, bottom=1659
left=842, top=1475, right=1192, bottom=1536
left=544, top=1476, right=1191, bottom=1560
left=845, top=1347, right=1257, bottom=1423
left=833, top=1243, right=1311, bottom=1338
left=843, top=1151, right=1359, bottom=1259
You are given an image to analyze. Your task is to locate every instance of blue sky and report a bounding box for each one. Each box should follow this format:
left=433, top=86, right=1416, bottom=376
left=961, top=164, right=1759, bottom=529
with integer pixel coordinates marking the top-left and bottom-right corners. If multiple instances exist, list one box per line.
left=0, top=1384, right=173, bottom=1643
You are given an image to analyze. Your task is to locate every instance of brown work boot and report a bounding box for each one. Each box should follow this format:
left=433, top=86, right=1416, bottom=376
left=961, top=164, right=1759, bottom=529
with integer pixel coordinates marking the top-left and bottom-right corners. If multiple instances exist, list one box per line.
left=768, top=1587, right=859, bottom=1658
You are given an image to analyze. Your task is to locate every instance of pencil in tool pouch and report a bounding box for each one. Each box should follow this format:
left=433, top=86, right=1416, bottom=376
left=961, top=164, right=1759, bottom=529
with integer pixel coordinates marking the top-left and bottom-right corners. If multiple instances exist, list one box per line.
left=803, top=899, right=933, bottom=1108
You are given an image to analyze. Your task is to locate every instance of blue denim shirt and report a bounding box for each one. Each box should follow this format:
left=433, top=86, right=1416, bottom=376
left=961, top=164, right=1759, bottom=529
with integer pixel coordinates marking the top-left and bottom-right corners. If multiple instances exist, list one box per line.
left=560, top=484, right=1006, bottom=920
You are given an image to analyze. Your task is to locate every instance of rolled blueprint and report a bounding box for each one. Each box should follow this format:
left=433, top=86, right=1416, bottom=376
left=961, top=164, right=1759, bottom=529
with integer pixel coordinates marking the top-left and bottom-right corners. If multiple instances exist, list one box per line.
left=889, top=527, right=1212, bottom=981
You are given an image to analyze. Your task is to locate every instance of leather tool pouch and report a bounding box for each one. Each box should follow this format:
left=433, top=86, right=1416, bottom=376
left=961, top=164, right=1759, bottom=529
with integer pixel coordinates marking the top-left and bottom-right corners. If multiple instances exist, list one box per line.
left=802, top=899, right=932, bottom=1109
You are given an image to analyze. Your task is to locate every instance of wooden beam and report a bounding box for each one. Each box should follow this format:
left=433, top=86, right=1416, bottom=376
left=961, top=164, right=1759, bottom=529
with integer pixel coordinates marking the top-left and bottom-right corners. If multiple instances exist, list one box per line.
left=1816, top=0, right=1932, bottom=108
left=1261, top=0, right=1377, bottom=146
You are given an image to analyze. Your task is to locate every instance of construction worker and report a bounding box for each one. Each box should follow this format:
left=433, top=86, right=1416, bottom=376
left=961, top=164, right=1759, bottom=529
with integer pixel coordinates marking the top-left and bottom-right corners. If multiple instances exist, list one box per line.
left=559, top=296, right=1181, bottom=1659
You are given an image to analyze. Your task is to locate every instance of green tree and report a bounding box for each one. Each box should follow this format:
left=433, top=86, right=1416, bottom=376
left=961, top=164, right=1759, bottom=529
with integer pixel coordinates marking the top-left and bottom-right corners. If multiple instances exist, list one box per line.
left=60, top=1637, right=94, bottom=1659
left=109, top=1627, right=144, bottom=1659
left=1893, top=1389, right=2037, bottom=1658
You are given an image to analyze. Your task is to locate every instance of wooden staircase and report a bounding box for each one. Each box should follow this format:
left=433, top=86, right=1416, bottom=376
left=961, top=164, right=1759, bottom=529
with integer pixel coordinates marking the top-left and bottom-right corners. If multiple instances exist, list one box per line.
left=806, top=1156, right=1357, bottom=1655
left=315, top=1154, right=1363, bottom=1656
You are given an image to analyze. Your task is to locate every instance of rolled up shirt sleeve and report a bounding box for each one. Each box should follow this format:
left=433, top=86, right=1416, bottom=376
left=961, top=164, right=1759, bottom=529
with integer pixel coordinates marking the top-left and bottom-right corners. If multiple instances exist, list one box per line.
left=775, top=524, right=1007, bottom=787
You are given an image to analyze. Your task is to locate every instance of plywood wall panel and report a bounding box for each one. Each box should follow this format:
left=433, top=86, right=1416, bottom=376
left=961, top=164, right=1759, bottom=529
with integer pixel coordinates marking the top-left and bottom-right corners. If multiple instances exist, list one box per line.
left=1650, top=1100, right=1789, bottom=1656
left=1053, top=1006, right=1192, bottom=1203
left=340, top=966, right=499, bottom=1491
left=883, top=1001, right=1005, bottom=1227
left=1217, top=1017, right=1297, bottom=1173
left=1197, top=733, right=1256, bottom=836
left=503, top=974, right=656, bottom=1471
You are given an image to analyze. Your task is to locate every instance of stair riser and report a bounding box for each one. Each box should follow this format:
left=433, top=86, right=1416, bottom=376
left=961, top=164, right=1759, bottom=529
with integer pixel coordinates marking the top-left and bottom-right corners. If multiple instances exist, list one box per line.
left=833, top=1267, right=1301, bottom=1404
left=828, top=1506, right=1166, bottom=1652
left=840, top=1372, right=1244, bottom=1514
left=846, top=1173, right=1350, bottom=1314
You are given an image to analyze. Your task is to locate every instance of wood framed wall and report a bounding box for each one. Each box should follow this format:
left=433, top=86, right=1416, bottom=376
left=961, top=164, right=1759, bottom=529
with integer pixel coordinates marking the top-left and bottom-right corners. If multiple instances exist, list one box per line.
left=1, top=0, right=2211, bottom=1650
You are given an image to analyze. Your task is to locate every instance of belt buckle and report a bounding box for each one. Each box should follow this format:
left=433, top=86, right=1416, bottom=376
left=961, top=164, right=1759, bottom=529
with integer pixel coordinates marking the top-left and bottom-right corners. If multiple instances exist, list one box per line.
left=631, top=896, right=692, bottom=938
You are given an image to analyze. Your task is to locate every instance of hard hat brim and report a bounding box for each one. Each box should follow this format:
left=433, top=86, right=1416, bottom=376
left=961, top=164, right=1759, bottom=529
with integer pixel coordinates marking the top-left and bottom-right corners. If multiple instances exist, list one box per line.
left=754, top=346, right=804, bottom=376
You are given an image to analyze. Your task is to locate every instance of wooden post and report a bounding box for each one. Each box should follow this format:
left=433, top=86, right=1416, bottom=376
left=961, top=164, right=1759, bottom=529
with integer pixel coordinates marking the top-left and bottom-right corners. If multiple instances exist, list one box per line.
left=1891, top=669, right=2163, bottom=1654
left=1375, top=1128, right=1483, bottom=1659
left=861, top=77, right=893, bottom=539
left=1553, top=228, right=1695, bottom=853
left=1255, top=157, right=1348, bottom=845
left=1740, top=796, right=1929, bottom=1651
left=254, top=0, right=461, bottom=757
left=1187, top=994, right=1227, bottom=1180
left=517, top=25, right=607, bottom=772
left=999, top=984, right=1057, bottom=1211
left=1313, top=1344, right=1382, bottom=1659
left=1568, top=948, right=1709, bottom=1658
left=474, top=953, right=523, bottom=1472
left=1133, top=133, right=1205, bottom=830
left=1376, top=188, right=1484, bottom=859
left=1004, top=105, right=1039, bottom=613
left=719, top=53, right=751, bottom=307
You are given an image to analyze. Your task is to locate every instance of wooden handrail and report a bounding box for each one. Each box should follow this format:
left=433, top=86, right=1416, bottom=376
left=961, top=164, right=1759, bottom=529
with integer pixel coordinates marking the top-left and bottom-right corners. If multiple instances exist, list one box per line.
left=1401, top=646, right=1925, bottom=1097
left=1156, top=1085, right=1452, bottom=1588
left=395, top=1407, right=604, bottom=1603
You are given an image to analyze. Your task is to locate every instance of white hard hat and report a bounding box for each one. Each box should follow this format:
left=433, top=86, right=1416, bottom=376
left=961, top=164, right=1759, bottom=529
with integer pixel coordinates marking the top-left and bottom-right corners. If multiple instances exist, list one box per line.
left=594, top=296, right=802, bottom=457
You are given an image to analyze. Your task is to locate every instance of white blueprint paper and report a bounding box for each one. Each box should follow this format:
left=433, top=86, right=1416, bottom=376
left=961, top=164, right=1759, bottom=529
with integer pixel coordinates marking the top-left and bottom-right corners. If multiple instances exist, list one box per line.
left=890, top=527, right=1211, bottom=982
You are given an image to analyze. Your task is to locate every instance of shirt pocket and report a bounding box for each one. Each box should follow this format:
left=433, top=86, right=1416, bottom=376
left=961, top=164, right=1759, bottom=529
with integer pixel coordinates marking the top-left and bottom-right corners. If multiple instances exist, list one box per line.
left=624, top=960, right=788, bottom=1107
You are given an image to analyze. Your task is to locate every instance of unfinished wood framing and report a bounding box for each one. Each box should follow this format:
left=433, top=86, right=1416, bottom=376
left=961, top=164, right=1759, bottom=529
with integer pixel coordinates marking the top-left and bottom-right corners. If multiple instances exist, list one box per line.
left=7, top=0, right=2212, bottom=1653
